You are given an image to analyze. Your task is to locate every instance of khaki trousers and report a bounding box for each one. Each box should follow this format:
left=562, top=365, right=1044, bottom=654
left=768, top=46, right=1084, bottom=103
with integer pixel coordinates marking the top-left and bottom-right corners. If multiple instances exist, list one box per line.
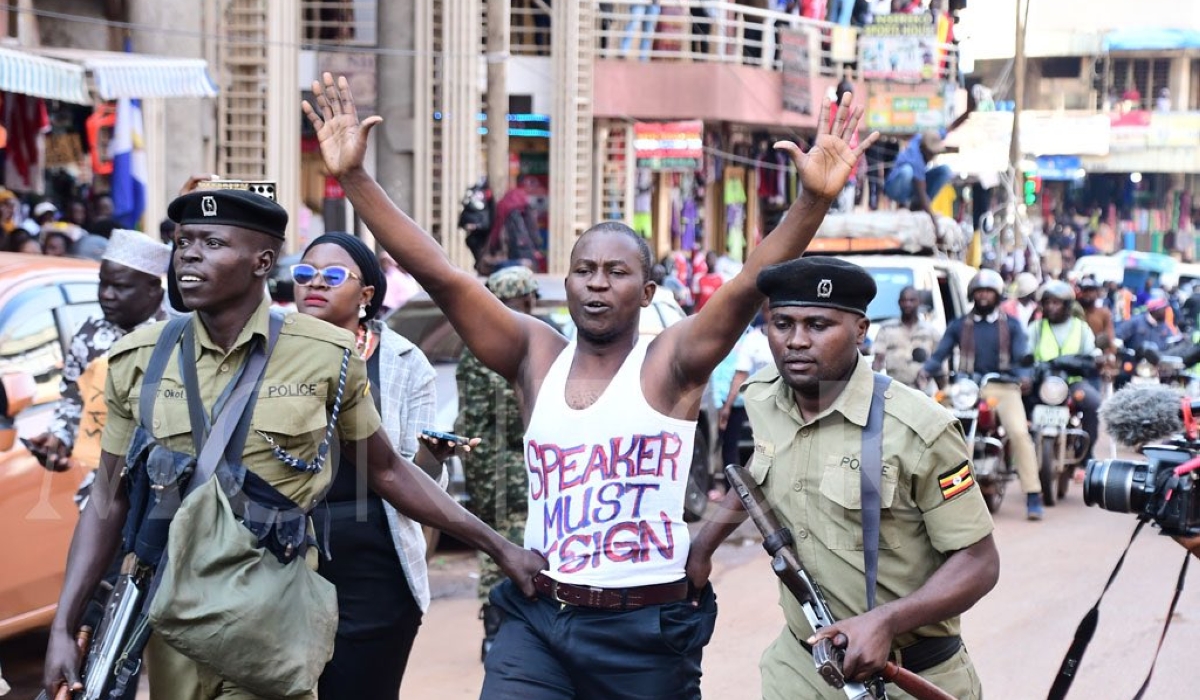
left=146, top=632, right=315, bottom=700
left=981, top=382, right=1039, bottom=494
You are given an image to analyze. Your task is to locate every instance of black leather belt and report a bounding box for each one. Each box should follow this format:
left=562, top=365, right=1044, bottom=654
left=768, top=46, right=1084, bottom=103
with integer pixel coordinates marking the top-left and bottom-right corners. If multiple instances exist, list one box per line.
left=796, top=632, right=962, bottom=675
left=533, top=573, right=690, bottom=611
left=896, top=635, right=962, bottom=674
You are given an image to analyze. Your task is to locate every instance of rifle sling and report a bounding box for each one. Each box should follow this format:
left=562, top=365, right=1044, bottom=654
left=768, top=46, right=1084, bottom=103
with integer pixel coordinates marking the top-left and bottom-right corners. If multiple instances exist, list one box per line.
left=862, top=374, right=891, bottom=612
left=108, top=313, right=283, bottom=689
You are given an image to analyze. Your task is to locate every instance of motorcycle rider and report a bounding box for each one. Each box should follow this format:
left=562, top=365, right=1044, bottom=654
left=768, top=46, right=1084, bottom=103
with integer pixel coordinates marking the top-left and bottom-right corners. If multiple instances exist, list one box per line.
left=1026, top=281, right=1101, bottom=462
left=1117, top=289, right=1178, bottom=358
left=920, top=269, right=1044, bottom=520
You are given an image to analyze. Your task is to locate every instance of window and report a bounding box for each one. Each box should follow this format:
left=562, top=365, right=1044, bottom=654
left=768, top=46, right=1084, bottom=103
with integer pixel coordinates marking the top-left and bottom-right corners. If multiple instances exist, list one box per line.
left=862, top=267, right=916, bottom=323
left=0, top=286, right=67, bottom=406
left=1108, top=57, right=1172, bottom=109
left=302, top=0, right=378, bottom=46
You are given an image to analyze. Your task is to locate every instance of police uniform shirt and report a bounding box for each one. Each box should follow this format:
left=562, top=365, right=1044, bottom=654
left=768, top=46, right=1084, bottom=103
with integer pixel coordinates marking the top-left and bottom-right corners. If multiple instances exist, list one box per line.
left=741, top=354, right=993, bottom=650
left=102, top=297, right=382, bottom=508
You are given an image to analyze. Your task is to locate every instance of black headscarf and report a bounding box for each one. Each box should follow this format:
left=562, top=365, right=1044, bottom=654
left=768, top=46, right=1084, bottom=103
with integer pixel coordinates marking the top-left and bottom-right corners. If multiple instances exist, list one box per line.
left=303, top=232, right=388, bottom=321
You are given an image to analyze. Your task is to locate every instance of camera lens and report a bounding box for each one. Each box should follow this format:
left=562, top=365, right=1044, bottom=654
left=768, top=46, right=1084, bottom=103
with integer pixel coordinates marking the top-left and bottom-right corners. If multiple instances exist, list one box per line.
left=1083, top=459, right=1151, bottom=513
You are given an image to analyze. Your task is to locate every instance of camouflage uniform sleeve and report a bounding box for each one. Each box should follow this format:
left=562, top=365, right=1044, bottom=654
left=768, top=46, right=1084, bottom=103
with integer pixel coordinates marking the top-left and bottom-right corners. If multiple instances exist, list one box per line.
left=48, top=319, right=99, bottom=446
left=914, top=423, right=994, bottom=553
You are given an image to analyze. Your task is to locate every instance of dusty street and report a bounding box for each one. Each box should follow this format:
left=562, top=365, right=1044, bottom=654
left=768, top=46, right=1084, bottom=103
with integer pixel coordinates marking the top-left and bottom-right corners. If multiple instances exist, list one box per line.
left=3, top=461, right=1198, bottom=699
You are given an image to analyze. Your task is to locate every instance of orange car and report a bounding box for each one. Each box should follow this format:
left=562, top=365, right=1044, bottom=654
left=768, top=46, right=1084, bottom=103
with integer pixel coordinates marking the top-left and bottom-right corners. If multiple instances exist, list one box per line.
left=0, top=253, right=101, bottom=641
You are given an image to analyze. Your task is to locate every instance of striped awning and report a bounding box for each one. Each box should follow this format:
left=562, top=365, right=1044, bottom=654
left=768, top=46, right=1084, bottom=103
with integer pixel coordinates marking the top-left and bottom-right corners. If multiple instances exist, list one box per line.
left=0, top=46, right=90, bottom=104
left=26, top=48, right=218, bottom=101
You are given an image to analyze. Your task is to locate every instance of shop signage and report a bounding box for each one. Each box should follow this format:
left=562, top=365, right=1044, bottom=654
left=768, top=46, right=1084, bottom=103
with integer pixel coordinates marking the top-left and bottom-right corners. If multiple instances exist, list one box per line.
left=634, top=121, right=703, bottom=171
left=1109, top=111, right=1200, bottom=150
left=865, top=87, right=946, bottom=133
left=860, top=13, right=939, bottom=82
left=1020, top=112, right=1110, bottom=156
left=1035, top=155, right=1084, bottom=181
left=780, top=26, right=817, bottom=115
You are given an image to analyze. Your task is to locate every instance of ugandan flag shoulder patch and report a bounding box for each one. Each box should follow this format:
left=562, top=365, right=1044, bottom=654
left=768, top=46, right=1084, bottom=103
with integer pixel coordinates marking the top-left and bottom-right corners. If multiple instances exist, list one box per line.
left=937, top=461, right=975, bottom=500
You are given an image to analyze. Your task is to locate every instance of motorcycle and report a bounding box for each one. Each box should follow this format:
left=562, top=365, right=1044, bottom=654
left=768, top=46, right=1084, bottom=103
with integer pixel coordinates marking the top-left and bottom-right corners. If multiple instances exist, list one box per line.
left=939, top=372, right=1016, bottom=514
left=1029, top=355, right=1096, bottom=506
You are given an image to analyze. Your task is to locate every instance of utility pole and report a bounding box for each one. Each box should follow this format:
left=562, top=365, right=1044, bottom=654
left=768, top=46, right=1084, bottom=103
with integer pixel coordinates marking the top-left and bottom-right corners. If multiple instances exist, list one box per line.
left=486, top=0, right=511, bottom=199
left=1009, top=0, right=1030, bottom=248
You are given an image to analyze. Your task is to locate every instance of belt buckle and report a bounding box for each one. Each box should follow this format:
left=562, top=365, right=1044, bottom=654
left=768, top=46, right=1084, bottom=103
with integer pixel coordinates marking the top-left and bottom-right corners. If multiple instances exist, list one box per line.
left=548, top=579, right=569, bottom=607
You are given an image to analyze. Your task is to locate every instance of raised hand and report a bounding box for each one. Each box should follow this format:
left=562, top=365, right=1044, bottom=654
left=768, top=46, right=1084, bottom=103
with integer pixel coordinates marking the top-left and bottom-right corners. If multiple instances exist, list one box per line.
left=775, top=93, right=879, bottom=202
left=301, top=72, right=383, bottom=179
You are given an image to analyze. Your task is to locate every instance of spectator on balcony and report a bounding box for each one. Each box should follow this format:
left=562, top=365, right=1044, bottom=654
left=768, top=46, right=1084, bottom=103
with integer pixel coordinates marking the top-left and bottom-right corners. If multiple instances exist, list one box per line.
left=620, top=0, right=661, bottom=61
left=1155, top=87, right=1172, bottom=112
left=883, top=131, right=951, bottom=231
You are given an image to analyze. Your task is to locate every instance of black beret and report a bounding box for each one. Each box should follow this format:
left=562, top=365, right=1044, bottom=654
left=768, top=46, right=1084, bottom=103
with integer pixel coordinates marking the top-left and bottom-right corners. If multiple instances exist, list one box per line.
left=757, top=257, right=877, bottom=316
left=167, top=189, right=288, bottom=240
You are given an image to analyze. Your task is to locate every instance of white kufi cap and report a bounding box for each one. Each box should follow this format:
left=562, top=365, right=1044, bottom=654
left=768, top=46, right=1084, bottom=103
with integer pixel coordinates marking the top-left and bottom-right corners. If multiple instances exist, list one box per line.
left=102, top=229, right=171, bottom=277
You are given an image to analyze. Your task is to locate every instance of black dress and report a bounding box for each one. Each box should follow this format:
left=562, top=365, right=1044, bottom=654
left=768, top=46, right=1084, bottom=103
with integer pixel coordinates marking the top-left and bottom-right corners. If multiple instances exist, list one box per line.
left=315, top=350, right=423, bottom=699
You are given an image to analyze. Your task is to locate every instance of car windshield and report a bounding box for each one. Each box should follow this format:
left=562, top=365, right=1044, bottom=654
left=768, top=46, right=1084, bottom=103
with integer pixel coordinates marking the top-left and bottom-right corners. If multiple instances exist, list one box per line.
left=387, top=303, right=571, bottom=363
left=863, top=267, right=915, bottom=322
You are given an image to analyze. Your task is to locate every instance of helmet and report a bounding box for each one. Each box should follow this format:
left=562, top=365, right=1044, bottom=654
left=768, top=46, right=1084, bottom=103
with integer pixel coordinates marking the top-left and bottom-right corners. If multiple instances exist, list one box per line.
left=1040, top=280, right=1075, bottom=302
left=968, top=269, right=1005, bottom=296
left=1014, top=272, right=1040, bottom=299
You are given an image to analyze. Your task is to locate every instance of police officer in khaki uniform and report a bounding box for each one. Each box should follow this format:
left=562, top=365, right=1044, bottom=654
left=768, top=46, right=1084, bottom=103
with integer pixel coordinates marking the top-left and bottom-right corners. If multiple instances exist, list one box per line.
left=43, top=190, right=545, bottom=700
left=688, top=257, right=999, bottom=700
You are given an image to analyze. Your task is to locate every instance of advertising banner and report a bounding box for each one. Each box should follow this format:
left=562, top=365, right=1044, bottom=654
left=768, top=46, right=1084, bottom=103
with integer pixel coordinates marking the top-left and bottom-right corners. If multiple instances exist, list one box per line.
left=634, top=121, right=703, bottom=171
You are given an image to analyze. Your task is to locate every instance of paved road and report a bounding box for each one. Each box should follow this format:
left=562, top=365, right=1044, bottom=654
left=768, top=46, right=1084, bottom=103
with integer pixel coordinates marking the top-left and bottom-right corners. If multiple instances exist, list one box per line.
left=4, top=457, right=1197, bottom=698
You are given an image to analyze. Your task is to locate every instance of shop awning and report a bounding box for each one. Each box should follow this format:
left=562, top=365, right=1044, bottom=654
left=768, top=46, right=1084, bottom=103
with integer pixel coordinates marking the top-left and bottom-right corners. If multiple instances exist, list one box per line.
left=1104, top=29, right=1200, bottom=52
left=0, top=46, right=90, bottom=104
left=26, top=48, right=217, bottom=100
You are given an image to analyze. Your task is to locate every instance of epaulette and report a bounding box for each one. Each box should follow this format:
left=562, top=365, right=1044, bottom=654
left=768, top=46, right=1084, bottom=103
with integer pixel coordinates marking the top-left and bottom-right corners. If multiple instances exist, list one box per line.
left=277, top=311, right=357, bottom=351
left=882, top=380, right=956, bottom=445
left=105, top=319, right=176, bottom=359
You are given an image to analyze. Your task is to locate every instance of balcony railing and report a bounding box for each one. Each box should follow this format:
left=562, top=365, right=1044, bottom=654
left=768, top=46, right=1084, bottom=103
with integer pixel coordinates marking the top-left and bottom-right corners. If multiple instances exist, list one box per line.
left=593, top=0, right=957, bottom=82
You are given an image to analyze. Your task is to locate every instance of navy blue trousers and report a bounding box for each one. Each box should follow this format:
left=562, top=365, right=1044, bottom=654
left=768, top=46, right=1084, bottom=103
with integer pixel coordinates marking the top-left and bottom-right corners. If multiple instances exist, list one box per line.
left=481, top=578, right=718, bottom=700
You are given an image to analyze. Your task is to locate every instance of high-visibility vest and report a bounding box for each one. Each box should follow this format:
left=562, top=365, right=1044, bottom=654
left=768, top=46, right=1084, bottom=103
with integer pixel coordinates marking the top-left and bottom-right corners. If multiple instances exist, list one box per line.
left=1034, top=318, right=1084, bottom=363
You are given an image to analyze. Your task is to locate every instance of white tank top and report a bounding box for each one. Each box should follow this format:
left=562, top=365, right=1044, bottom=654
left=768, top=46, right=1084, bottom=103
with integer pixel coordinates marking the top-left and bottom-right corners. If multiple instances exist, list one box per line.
left=524, top=338, right=696, bottom=587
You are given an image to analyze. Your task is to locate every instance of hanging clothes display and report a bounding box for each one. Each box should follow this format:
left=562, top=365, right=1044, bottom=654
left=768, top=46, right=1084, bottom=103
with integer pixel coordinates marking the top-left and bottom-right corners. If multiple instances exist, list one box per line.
left=4, top=92, right=50, bottom=194
left=725, top=175, right=747, bottom=261
left=633, top=169, right=653, bottom=238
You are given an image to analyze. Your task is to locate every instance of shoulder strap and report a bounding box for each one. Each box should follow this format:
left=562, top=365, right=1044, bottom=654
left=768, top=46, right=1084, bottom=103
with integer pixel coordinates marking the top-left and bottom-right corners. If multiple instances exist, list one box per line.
left=959, top=316, right=975, bottom=375
left=367, top=341, right=383, bottom=413
left=183, top=311, right=284, bottom=500
left=860, top=373, right=891, bottom=612
left=998, top=315, right=1012, bottom=371
left=138, top=316, right=192, bottom=434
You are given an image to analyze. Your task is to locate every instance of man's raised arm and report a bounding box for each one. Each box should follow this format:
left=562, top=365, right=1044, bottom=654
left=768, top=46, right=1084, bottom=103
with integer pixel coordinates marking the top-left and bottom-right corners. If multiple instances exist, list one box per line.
left=303, top=73, right=556, bottom=382
left=661, top=94, right=879, bottom=386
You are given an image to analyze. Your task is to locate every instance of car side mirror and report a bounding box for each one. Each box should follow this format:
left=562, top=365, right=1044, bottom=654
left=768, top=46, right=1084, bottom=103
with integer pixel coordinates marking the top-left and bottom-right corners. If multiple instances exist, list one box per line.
left=918, top=290, right=935, bottom=312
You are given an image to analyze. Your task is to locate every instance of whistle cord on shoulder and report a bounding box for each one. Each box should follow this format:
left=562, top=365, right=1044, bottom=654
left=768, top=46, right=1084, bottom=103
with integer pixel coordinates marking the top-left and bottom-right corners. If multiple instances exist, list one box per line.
left=256, top=347, right=351, bottom=474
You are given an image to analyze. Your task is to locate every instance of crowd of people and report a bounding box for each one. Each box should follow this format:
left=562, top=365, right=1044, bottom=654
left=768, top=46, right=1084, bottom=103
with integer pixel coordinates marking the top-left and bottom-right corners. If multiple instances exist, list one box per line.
left=0, top=188, right=126, bottom=259
left=30, top=70, right=1195, bottom=700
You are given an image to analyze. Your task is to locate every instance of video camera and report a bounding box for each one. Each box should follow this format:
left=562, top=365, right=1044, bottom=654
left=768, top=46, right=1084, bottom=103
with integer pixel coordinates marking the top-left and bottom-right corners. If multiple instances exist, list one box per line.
left=1084, top=384, right=1200, bottom=537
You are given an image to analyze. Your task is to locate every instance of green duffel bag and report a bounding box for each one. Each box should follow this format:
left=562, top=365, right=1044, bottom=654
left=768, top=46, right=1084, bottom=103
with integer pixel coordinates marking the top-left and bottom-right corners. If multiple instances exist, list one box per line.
left=148, top=476, right=338, bottom=700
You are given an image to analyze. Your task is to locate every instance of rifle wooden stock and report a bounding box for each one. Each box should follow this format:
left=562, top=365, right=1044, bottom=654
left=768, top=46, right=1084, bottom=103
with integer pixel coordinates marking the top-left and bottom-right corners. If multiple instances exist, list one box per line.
left=882, top=661, right=958, bottom=700
left=725, top=464, right=960, bottom=700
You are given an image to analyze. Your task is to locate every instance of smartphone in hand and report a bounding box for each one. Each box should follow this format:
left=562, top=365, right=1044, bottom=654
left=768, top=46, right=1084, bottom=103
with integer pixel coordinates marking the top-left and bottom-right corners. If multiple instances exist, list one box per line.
left=420, top=429, right=471, bottom=444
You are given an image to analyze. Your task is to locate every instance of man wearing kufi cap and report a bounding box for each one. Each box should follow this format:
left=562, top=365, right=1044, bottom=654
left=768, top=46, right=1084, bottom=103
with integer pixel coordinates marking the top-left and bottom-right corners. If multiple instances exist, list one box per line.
left=690, top=256, right=997, bottom=700
left=31, top=229, right=170, bottom=474
left=457, top=264, right=539, bottom=659
left=43, top=189, right=543, bottom=700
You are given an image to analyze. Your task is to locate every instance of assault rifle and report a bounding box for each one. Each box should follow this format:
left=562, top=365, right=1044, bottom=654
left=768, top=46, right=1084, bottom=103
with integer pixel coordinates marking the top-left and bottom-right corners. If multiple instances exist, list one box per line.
left=724, top=464, right=956, bottom=700
left=39, top=555, right=152, bottom=700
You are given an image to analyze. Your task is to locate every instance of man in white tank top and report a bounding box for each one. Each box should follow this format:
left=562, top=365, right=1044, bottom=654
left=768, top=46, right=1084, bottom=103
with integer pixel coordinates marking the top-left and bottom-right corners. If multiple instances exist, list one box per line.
left=306, top=72, right=878, bottom=700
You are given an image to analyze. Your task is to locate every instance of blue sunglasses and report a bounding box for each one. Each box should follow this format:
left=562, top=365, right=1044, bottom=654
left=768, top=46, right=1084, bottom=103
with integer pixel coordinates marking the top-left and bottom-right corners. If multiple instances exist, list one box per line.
left=290, top=263, right=362, bottom=288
